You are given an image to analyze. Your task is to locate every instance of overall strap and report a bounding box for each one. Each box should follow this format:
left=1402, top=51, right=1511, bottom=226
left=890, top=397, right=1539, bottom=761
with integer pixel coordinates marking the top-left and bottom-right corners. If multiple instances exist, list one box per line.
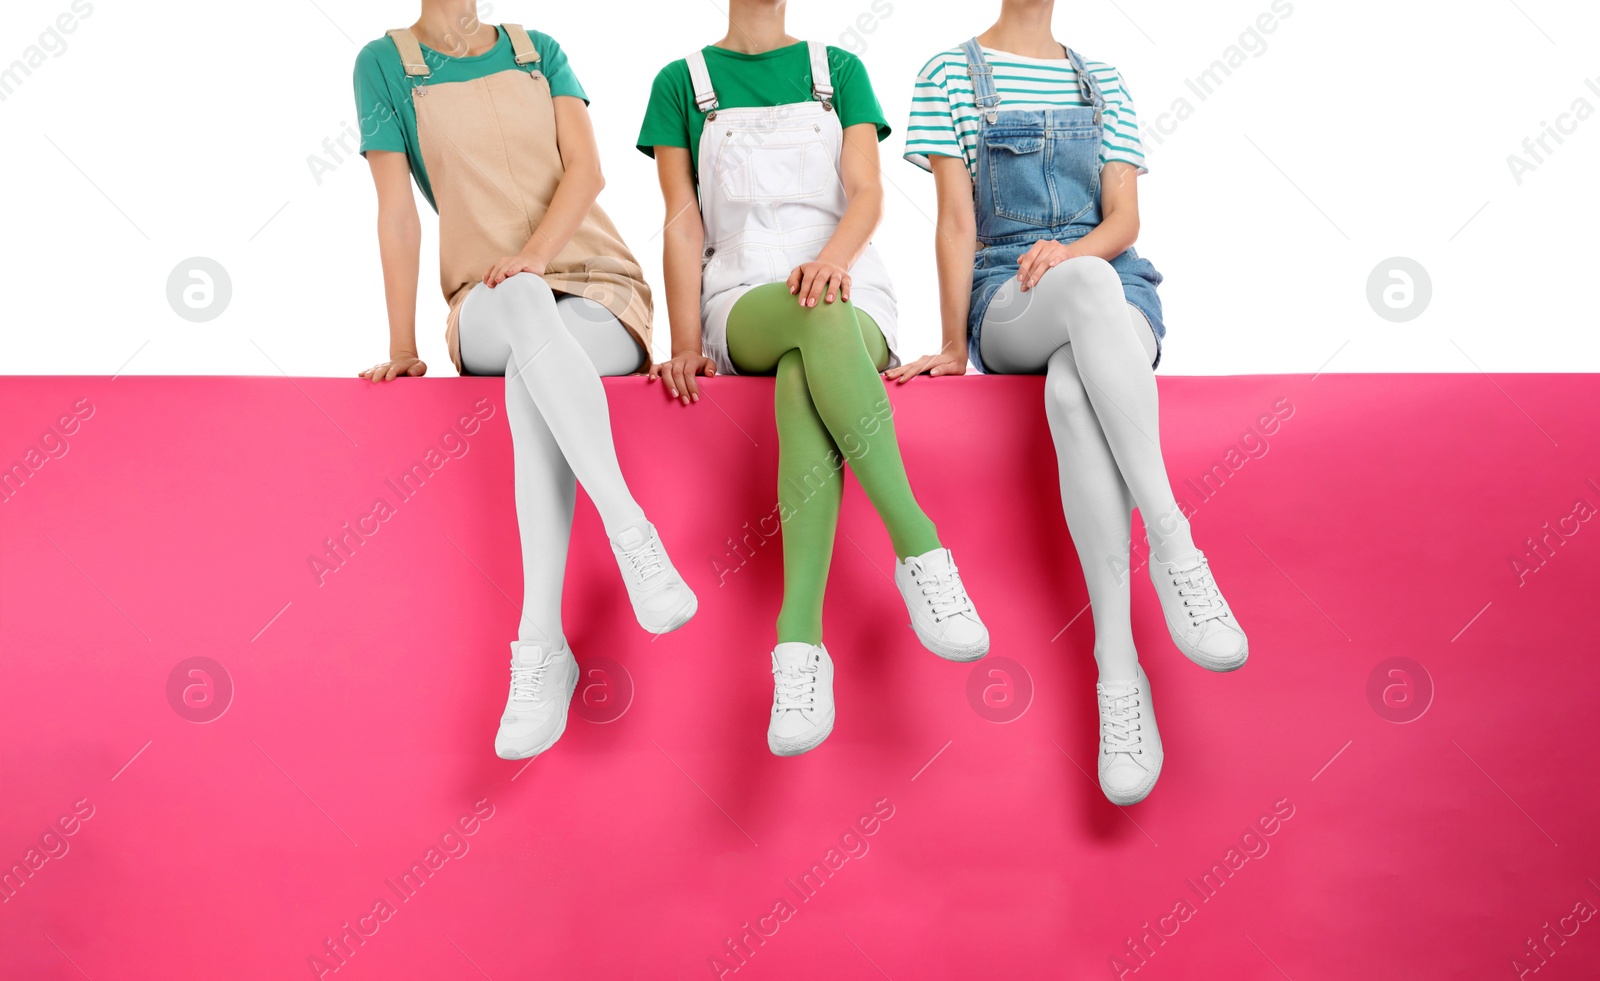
left=686, top=49, right=718, bottom=113
left=962, top=38, right=1001, bottom=122
left=501, top=24, right=542, bottom=67
left=806, top=41, right=834, bottom=108
left=1065, top=48, right=1105, bottom=118
left=386, top=29, right=431, bottom=78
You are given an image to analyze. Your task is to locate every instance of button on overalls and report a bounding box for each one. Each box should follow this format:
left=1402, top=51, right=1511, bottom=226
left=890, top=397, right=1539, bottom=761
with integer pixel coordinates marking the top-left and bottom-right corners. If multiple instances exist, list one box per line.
left=386, top=25, right=653, bottom=374
left=961, top=38, right=1166, bottom=372
left=685, top=41, right=900, bottom=376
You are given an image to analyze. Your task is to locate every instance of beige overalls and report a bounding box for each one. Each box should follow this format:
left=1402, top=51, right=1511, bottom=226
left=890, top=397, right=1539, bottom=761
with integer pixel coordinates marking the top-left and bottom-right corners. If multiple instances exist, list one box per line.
left=385, top=24, right=653, bottom=373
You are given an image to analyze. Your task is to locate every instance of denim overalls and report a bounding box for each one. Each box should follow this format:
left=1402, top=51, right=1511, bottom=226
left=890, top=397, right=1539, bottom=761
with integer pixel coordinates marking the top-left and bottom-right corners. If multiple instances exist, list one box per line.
left=963, top=38, right=1166, bottom=372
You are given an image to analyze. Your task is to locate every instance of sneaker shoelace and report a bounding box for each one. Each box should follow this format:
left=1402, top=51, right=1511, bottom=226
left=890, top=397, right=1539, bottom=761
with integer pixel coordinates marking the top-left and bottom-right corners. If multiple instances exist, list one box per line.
left=620, top=535, right=667, bottom=585
left=509, top=658, right=551, bottom=702
left=1167, top=558, right=1227, bottom=626
left=912, top=561, right=975, bottom=622
left=1098, top=685, right=1144, bottom=756
left=773, top=661, right=818, bottom=712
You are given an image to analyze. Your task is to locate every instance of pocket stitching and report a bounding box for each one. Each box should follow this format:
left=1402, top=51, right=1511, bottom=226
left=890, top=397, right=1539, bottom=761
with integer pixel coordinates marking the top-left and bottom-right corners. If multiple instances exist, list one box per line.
left=986, top=135, right=1052, bottom=227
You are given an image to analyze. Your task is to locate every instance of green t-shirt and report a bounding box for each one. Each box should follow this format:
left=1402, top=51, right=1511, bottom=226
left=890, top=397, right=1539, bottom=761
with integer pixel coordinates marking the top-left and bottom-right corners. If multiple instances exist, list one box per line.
left=353, top=25, right=587, bottom=211
left=636, top=42, right=890, bottom=169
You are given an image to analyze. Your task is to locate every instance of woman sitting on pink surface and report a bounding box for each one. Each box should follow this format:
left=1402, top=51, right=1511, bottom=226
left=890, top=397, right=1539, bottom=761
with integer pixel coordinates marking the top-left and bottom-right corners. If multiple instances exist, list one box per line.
left=896, top=0, right=1249, bottom=805
left=352, top=2, right=695, bottom=760
left=639, top=0, right=989, bottom=757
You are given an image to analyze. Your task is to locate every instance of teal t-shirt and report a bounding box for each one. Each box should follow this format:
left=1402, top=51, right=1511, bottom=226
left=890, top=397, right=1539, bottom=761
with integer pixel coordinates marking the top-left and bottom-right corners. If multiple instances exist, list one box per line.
left=353, top=25, right=587, bottom=211
left=636, top=42, right=890, bottom=169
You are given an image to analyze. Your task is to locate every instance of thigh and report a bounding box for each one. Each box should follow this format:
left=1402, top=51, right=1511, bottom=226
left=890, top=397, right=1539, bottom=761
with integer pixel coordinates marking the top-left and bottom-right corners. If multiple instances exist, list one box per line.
left=725, top=282, right=887, bottom=374
left=977, top=276, right=1071, bottom=375
left=725, top=282, right=805, bottom=375
left=1128, top=303, right=1159, bottom=368
left=980, top=277, right=1158, bottom=375
left=854, top=308, right=891, bottom=373
left=554, top=294, right=646, bottom=376
left=457, top=282, right=512, bottom=376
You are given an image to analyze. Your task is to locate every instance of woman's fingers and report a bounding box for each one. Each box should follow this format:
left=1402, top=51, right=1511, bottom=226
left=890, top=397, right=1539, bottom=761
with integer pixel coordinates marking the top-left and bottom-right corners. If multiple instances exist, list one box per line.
left=840, top=271, right=852, bottom=303
left=1035, top=243, right=1071, bottom=286
left=891, top=357, right=923, bottom=383
left=679, top=363, right=697, bottom=404
left=672, top=362, right=693, bottom=404
left=1016, top=251, right=1037, bottom=290
left=787, top=265, right=804, bottom=295
left=806, top=269, right=830, bottom=307
left=1032, top=244, right=1061, bottom=286
left=1018, top=240, right=1053, bottom=290
left=796, top=266, right=818, bottom=306
left=890, top=356, right=928, bottom=384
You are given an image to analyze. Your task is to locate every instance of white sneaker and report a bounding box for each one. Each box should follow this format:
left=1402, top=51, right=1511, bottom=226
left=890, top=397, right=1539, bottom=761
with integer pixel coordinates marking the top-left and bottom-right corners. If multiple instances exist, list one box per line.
left=894, top=547, right=989, bottom=661
left=1097, top=665, right=1163, bottom=806
left=610, top=522, right=697, bottom=635
left=767, top=643, right=835, bottom=756
left=1149, top=549, right=1248, bottom=671
left=494, top=641, right=580, bottom=760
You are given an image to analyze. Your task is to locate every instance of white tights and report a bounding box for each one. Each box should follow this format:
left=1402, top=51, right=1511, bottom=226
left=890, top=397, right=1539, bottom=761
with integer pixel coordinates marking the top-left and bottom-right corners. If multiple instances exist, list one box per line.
left=458, top=273, right=647, bottom=646
left=979, top=256, right=1197, bottom=681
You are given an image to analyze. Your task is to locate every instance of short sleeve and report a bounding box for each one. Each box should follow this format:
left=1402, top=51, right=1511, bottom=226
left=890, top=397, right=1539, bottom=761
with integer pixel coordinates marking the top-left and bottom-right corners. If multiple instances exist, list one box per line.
left=354, top=41, right=406, bottom=156
left=828, top=47, right=890, bottom=142
left=1098, top=66, right=1147, bottom=175
left=532, top=31, right=587, bottom=103
left=636, top=60, right=692, bottom=158
left=903, top=54, right=962, bottom=172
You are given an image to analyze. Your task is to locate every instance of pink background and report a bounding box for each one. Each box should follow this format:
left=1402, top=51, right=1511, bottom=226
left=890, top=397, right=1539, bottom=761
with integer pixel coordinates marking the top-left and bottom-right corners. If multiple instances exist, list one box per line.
left=2, top=372, right=1597, bottom=980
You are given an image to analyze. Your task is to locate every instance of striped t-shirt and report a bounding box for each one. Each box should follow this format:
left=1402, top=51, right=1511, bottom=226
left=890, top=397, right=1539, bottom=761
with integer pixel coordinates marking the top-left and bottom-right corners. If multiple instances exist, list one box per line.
left=903, top=45, right=1146, bottom=178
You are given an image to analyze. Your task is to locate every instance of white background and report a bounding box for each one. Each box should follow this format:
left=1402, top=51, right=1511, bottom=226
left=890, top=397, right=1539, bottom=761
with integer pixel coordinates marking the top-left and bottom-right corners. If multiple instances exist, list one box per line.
left=1, top=0, right=1596, bottom=377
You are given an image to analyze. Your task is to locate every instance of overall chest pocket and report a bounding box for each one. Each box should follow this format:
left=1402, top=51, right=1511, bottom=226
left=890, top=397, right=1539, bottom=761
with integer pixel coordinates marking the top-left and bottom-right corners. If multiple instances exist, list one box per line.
left=984, top=133, right=1052, bottom=226
left=713, top=127, right=832, bottom=203
left=1048, top=124, right=1102, bottom=226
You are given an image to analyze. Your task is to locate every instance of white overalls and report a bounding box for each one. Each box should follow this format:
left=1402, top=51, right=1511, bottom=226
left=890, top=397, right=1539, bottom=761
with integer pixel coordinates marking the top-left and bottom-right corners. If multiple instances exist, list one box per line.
left=685, top=41, right=900, bottom=376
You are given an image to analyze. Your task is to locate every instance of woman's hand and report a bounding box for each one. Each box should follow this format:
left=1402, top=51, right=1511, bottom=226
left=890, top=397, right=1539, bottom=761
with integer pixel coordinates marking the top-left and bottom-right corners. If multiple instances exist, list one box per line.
left=787, top=260, right=852, bottom=307
left=647, top=351, right=717, bottom=405
left=483, top=253, right=549, bottom=288
left=1016, top=239, right=1079, bottom=291
left=360, top=355, right=427, bottom=382
left=883, top=351, right=968, bottom=385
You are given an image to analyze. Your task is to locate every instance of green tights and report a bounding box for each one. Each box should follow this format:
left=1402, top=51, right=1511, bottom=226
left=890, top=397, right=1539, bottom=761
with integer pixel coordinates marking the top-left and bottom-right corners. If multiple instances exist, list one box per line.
left=726, top=282, right=943, bottom=645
